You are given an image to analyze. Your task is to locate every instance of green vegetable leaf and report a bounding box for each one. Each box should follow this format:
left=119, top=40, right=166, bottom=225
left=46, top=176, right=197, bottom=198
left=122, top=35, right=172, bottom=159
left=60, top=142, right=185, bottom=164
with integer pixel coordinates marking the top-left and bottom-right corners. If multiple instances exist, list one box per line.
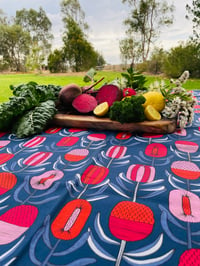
left=12, top=100, right=56, bottom=138
left=0, top=83, right=61, bottom=131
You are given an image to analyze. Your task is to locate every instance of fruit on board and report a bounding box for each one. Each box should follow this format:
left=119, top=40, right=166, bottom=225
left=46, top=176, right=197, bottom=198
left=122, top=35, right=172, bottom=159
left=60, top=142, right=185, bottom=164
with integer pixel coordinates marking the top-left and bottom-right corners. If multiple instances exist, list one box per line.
left=93, top=102, right=109, bottom=117
left=142, top=91, right=165, bottom=112
left=144, top=105, right=161, bottom=121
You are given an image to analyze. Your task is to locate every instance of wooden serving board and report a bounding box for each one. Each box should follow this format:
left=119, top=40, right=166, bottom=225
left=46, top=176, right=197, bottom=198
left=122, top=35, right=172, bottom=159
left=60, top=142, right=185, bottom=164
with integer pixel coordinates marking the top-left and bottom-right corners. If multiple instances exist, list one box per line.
left=51, top=114, right=177, bottom=134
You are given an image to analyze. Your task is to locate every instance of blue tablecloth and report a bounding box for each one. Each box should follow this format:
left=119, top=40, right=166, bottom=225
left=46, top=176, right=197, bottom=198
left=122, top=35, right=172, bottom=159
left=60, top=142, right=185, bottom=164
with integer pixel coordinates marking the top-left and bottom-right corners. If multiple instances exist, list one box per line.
left=0, top=91, right=200, bottom=266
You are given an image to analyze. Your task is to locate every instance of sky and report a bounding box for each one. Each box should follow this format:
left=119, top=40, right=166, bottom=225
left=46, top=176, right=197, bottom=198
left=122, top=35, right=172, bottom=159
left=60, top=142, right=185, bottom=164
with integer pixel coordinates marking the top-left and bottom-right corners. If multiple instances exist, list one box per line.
left=0, top=0, right=194, bottom=64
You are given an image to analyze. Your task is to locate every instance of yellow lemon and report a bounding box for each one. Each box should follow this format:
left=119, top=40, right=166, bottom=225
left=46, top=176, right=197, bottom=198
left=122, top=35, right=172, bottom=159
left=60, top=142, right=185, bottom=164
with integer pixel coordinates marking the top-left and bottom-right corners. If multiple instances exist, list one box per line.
left=144, top=105, right=161, bottom=121
left=93, top=102, right=109, bottom=117
left=143, top=91, right=165, bottom=112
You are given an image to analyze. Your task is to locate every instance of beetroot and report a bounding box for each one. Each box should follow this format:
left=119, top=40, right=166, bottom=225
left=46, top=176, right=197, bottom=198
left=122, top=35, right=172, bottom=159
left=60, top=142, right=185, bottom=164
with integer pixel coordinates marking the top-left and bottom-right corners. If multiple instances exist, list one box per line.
left=72, top=94, right=97, bottom=113
left=95, top=84, right=122, bottom=107
left=59, top=84, right=82, bottom=105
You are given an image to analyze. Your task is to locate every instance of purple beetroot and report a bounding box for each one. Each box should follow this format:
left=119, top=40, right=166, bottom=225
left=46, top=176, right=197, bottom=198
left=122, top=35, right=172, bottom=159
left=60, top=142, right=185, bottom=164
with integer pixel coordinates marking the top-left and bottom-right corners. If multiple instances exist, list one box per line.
left=58, top=84, right=82, bottom=105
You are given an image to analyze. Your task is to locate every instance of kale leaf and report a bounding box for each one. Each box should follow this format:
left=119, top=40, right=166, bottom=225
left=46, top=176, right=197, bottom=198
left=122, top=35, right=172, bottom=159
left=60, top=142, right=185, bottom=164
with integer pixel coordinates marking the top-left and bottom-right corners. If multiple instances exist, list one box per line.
left=12, top=100, right=56, bottom=138
left=0, top=82, right=61, bottom=131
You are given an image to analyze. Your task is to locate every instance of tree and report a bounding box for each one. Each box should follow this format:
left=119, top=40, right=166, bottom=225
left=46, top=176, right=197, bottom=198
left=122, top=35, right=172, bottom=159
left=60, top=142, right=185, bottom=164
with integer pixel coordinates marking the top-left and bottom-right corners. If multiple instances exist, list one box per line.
left=48, top=49, right=66, bottom=73
left=97, top=53, right=106, bottom=67
left=186, top=0, right=200, bottom=40
left=121, top=0, right=174, bottom=62
left=60, top=0, right=88, bottom=31
left=0, top=9, right=7, bottom=24
left=60, top=0, right=104, bottom=71
left=163, top=42, right=200, bottom=78
left=119, top=37, right=141, bottom=67
left=148, top=47, right=166, bottom=74
left=0, top=24, right=31, bottom=71
left=15, top=7, right=53, bottom=71
left=62, top=18, right=99, bottom=71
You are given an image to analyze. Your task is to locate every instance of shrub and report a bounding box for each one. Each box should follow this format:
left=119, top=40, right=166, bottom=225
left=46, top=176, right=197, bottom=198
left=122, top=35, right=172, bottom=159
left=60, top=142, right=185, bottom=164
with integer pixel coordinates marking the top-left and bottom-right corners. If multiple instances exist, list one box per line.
left=163, top=42, right=200, bottom=78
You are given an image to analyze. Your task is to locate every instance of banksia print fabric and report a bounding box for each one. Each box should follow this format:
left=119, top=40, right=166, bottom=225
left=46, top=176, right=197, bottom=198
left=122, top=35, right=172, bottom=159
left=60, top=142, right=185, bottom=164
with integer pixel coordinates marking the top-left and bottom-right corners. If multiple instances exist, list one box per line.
left=0, top=91, right=200, bottom=265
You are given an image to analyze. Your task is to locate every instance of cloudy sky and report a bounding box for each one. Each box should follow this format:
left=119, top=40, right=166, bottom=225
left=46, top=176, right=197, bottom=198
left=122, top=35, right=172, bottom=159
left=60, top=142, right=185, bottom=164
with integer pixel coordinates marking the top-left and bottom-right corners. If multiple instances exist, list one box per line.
left=0, top=0, right=194, bottom=64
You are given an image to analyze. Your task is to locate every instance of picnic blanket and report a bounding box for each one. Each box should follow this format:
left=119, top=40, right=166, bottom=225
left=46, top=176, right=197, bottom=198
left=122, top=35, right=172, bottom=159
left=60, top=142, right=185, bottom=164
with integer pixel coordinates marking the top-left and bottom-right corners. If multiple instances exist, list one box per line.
left=0, top=91, right=200, bottom=266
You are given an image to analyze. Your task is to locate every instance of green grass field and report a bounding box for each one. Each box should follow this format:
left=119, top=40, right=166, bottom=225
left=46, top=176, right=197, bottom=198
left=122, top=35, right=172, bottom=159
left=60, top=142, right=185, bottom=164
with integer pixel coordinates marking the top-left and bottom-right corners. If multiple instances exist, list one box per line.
left=0, top=71, right=200, bottom=103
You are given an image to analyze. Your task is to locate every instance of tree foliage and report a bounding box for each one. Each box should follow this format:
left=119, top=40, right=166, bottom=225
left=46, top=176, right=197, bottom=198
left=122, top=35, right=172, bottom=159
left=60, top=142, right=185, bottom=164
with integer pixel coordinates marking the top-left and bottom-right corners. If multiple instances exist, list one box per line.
left=163, top=42, right=200, bottom=78
left=0, top=24, right=31, bottom=71
left=62, top=18, right=99, bottom=72
left=119, top=37, right=141, bottom=67
left=60, top=0, right=105, bottom=72
left=0, top=7, right=53, bottom=72
left=186, top=0, right=200, bottom=40
left=121, top=0, right=174, bottom=63
left=15, top=7, right=53, bottom=71
left=48, top=49, right=66, bottom=73
left=60, top=0, right=88, bottom=31
left=148, top=47, right=166, bottom=74
left=15, top=7, right=53, bottom=46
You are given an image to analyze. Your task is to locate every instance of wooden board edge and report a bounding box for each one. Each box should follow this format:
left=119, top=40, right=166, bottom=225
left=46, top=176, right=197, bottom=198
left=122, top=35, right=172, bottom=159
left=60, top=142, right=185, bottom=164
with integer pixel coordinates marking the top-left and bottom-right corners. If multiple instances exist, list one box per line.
left=50, top=114, right=177, bottom=134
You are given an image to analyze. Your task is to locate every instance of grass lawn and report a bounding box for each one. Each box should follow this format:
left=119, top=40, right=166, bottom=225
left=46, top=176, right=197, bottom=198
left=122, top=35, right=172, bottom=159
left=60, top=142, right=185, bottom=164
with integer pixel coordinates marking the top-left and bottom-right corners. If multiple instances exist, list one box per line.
left=0, top=71, right=200, bottom=103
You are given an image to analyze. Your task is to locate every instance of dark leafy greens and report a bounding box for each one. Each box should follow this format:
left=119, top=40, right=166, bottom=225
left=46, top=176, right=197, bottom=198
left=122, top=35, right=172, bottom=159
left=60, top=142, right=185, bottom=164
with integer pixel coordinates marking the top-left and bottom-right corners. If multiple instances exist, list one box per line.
left=109, top=95, right=146, bottom=123
left=0, top=82, right=61, bottom=135
left=12, top=100, right=56, bottom=138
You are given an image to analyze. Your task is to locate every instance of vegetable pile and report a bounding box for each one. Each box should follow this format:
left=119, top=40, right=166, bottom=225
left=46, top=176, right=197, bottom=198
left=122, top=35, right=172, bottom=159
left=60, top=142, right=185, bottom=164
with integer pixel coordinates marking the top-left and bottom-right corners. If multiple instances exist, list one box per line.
left=0, top=68, right=196, bottom=138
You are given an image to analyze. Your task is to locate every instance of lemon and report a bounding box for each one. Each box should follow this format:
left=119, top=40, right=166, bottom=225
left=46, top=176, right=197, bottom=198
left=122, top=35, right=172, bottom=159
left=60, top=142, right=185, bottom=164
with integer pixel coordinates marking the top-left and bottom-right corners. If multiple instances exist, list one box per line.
left=144, top=105, right=161, bottom=121
left=93, top=102, right=109, bottom=117
left=143, top=91, right=165, bottom=112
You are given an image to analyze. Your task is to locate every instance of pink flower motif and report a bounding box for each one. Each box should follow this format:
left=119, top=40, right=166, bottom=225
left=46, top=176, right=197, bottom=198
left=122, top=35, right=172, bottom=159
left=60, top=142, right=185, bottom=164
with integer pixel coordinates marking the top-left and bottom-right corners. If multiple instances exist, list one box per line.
left=0, top=205, right=38, bottom=244
left=81, top=165, right=109, bottom=185
left=87, top=134, right=106, bottom=141
left=171, top=161, right=200, bottom=180
left=126, top=164, right=155, bottom=183
left=30, top=170, right=64, bottom=190
left=64, top=149, right=89, bottom=162
left=0, top=141, right=10, bottom=148
left=179, top=249, right=200, bottom=266
left=115, top=132, right=132, bottom=140
left=109, top=201, right=154, bottom=241
left=45, top=127, right=62, bottom=134
left=23, top=152, right=53, bottom=166
left=68, top=128, right=87, bottom=133
left=169, top=189, right=200, bottom=223
left=145, top=143, right=167, bottom=158
left=56, top=137, right=79, bottom=146
left=142, top=133, right=163, bottom=138
left=175, top=141, right=199, bottom=153
left=106, top=145, right=127, bottom=159
left=23, top=136, right=46, bottom=148
left=0, top=153, right=14, bottom=165
left=51, top=199, right=92, bottom=240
